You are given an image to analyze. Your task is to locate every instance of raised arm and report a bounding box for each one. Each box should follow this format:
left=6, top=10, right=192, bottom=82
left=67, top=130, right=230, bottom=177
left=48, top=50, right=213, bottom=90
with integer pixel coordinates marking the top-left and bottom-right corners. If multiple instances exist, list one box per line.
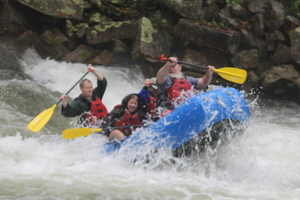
left=88, top=65, right=104, bottom=80
left=156, top=57, right=177, bottom=84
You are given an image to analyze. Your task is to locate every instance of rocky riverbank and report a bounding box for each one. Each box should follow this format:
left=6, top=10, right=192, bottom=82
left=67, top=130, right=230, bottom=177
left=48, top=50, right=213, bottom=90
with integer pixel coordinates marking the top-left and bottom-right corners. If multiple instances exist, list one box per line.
left=1, top=0, right=300, bottom=103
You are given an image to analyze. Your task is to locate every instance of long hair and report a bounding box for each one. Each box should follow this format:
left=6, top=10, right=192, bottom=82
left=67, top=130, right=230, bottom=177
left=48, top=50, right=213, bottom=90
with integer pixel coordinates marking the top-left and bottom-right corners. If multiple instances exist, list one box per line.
left=121, top=93, right=143, bottom=112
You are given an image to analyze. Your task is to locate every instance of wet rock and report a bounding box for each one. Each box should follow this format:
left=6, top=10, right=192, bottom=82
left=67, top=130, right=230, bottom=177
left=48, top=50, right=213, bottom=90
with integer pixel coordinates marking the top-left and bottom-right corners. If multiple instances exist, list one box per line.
left=207, top=0, right=224, bottom=4
left=86, top=20, right=138, bottom=45
left=89, top=0, right=102, bottom=10
left=14, top=30, right=39, bottom=53
left=182, top=48, right=229, bottom=70
left=51, top=27, right=76, bottom=50
left=260, top=64, right=300, bottom=100
left=265, top=33, right=276, bottom=51
left=247, top=71, right=261, bottom=87
left=0, top=2, right=28, bottom=35
left=202, top=3, right=220, bottom=21
left=17, top=0, right=83, bottom=20
left=261, top=64, right=300, bottom=87
left=240, top=28, right=266, bottom=55
left=218, top=6, right=240, bottom=29
left=66, top=20, right=76, bottom=38
left=251, top=13, right=265, bottom=37
left=75, top=23, right=89, bottom=39
left=274, top=30, right=286, bottom=41
left=174, top=18, right=241, bottom=54
left=288, top=27, right=300, bottom=65
left=248, top=0, right=265, bottom=14
left=33, top=28, right=71, bottom=60
left=284, top=16, right=300, bottom=33
left=230, top=3, right=247, bottom=20
left=88, top=12, right=102, bottom=24
left=83, top=0, right=92, bottom=9
left=231, top=49, right=259, bottom=70
left=88, top=50, right=113, bottom=65
left=131, top=17, right=173, bottom=62
left=158, top=0, right=203, bottom=19
left=265, top=1, right=284, bottom=32
left=111, top=40, right=130, bottom=54
left=62, top=44, right=97, bottom=63
left=272, top=44, right=290, bottom=65
left=255, top=38, right=267, bottom=58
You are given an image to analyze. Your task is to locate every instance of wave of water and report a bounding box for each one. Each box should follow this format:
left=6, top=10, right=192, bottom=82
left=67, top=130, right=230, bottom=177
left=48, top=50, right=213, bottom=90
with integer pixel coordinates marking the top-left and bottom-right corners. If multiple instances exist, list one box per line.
left=0, top=48, right=300, bottom=199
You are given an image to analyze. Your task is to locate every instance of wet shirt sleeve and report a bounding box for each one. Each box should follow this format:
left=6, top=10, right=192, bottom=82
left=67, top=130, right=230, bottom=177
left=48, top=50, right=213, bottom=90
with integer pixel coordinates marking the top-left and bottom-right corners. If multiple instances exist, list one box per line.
left=61, top=99, right=89, bottom=117
left=186, top=76, right=200, bottom=89
left=157, top=76, right=173, bottom=94
left=138, top=87, right=150, bottom=106
left=93, top=77, right=107, bottom=100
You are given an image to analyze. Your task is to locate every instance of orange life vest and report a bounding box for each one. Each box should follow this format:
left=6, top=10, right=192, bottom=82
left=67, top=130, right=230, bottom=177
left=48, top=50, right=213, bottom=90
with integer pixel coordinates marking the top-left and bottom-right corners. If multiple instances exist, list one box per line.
left=86, top=97, right=108, bottom=125
left=147, top=95, right=158, bottom=118
left=167, top=78, right=192, bottom=104
left=114, top=109, right=142, bottom=136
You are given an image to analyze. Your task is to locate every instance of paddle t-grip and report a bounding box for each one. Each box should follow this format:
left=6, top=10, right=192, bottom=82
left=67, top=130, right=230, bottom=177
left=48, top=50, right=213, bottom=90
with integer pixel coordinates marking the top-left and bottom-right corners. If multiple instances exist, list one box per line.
left=160, top=54, right=170, bottom=62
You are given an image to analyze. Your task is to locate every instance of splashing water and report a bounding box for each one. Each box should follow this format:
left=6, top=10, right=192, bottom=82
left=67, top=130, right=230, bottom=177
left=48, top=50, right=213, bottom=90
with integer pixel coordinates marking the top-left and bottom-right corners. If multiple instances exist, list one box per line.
left=0, top=48, right=299, bottom=199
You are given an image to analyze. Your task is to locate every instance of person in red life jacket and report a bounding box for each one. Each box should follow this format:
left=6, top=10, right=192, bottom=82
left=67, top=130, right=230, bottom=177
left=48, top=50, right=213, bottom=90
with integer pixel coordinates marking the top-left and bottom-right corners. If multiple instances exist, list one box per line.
left=138, top=77, right=159, bottom=121
left=102, top=94, right=147, bottom=141
left=60, top=65, right=108, bottom=126
left=156, top=56, right=215, bottom=111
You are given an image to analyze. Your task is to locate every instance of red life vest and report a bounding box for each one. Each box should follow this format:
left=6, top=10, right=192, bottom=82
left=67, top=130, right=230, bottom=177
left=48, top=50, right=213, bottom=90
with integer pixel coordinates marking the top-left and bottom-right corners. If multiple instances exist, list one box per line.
left=114, top=109, right=141, bottom=136
left=86, top=97, right=108, bottom=124
left=147, top=95, right=158, bottom=118
left=167, top=78, right=192, bottom=104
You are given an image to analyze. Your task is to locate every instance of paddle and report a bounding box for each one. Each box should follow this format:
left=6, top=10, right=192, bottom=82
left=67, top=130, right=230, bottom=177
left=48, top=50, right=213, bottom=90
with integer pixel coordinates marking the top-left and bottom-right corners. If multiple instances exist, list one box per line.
left=160, top=54, right=247, bottom=84
left=27, top=70, right=90, bottom=132
left=62, top=127, right=103, bottom=139
left=62, top=125, right=142, bottom=139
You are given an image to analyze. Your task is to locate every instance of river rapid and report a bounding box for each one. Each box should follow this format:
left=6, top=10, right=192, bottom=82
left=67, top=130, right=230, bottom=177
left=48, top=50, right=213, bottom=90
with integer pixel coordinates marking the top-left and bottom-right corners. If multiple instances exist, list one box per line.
left=0, top=44, right=300, bottom=200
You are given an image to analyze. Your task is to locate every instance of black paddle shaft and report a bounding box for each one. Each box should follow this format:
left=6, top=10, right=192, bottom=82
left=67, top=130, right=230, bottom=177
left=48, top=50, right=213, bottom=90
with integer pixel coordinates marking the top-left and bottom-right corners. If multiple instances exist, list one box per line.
left=55, top=71, right=90, bottom=105
left=101, top=125, right=143, bottom=132
left=166, top=58, right=209, bottom=71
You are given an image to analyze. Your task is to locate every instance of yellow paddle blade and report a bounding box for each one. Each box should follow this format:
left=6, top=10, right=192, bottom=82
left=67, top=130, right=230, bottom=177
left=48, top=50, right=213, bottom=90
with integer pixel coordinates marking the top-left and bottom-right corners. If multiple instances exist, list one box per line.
left=27, top=104, right=57, bottom=132
left=62, top=128, right=103, bottom=139
left=215, top=67, right=247, bottom=84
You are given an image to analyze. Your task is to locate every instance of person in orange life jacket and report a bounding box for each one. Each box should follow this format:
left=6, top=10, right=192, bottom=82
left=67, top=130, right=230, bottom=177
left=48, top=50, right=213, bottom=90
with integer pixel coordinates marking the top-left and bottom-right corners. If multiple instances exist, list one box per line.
left=102, top=94, right=147, bottom=141
left=156, top=56, right=215, bottom=111
left=60, top=65, right=108, bottom=126
left=138, top=77, right=159, bottom=121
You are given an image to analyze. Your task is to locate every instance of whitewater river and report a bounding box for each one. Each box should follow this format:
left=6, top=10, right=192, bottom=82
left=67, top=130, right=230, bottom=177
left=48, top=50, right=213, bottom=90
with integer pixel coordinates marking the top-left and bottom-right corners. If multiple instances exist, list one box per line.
left=0, top=45, right=300, bottom=200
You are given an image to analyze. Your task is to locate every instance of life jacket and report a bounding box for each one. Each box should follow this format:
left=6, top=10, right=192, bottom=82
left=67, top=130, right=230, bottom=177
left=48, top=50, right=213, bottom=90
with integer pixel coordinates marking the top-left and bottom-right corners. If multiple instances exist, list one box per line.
left=113, top=104, right=122, bottom=109
left=167, top=78, right=192, bottom=104
left=114, top=109, right=142, bottom=136
left=85, top=97, right=108, bottom=125
left=146, top=95, right=158, bottom=118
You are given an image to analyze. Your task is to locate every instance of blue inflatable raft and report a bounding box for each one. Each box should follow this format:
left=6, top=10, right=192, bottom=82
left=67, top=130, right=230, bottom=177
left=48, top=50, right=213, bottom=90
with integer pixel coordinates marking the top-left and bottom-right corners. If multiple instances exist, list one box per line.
left=102, top=87, right=250, bottom=158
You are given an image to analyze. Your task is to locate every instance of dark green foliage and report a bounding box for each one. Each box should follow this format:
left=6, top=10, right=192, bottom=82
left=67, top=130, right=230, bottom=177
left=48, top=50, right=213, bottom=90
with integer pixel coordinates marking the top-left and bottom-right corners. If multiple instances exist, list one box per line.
left=279, top=0, right=300, bottom=18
